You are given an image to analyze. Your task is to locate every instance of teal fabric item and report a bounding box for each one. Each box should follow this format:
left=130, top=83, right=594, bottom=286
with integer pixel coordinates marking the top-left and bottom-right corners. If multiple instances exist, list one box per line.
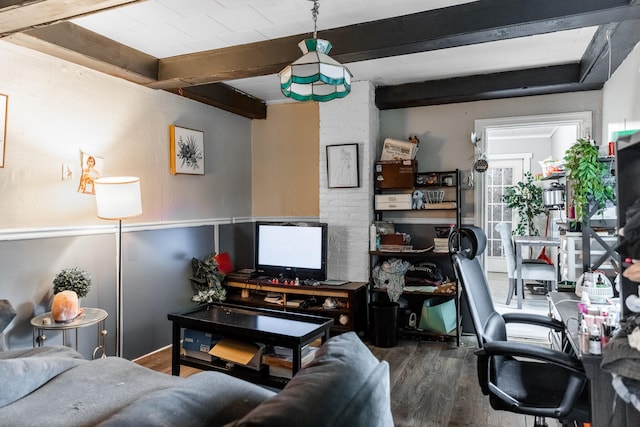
left=419, top=297, right=457, bottom=333
left=226, top=331, right=394, bottom=427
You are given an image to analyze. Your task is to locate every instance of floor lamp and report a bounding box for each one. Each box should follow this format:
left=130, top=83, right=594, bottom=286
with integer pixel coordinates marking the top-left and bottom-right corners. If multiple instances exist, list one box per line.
left=94, top=177, right=142, bottom=357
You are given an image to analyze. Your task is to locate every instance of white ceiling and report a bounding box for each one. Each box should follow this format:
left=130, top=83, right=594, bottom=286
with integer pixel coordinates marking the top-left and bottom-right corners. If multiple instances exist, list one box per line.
left=72, top=0, right=599, bottom=104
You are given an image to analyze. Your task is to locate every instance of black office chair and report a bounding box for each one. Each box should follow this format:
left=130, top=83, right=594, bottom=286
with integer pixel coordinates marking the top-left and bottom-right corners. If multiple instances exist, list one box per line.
left=449, top=226, right=590, bottom=427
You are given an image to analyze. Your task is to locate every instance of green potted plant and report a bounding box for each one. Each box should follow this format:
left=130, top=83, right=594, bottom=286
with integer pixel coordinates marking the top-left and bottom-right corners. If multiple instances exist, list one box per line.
left=502, top=171, right=546, bottom=236
left=189, top=253, right=226, bottom=303
left=563, top=138, right=616, bottom=224
left=52, top=267, right=92, bottom=298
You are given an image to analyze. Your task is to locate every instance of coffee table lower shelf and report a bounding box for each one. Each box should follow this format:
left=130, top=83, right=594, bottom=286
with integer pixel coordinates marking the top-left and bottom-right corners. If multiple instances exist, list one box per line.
left=179, top=354, right=290, bottom=388
left=168, top=302, right=333, bottom=389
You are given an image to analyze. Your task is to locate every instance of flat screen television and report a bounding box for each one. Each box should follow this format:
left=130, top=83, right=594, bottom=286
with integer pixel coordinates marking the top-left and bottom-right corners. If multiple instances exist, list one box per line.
left=255, top=221, right=328, bottom=281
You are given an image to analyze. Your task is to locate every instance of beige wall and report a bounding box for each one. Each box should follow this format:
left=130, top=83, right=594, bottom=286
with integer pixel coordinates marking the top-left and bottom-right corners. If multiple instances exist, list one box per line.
left=0, top=42, right=252, bottom=229
left=251, top=102, right=320, bottom=217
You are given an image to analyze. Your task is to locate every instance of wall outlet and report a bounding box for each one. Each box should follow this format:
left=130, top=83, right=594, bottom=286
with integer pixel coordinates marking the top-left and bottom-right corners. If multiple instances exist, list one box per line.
left=62, top=163, right=75, bottom=181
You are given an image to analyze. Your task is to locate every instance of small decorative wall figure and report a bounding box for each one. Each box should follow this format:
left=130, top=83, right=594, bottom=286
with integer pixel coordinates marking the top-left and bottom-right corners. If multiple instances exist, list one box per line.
left=77, top=151, right=103, bottom=195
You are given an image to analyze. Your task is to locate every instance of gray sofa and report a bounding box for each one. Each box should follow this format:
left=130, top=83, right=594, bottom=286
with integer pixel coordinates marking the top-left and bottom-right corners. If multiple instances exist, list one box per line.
left=0, top=331, right=393, bottom=427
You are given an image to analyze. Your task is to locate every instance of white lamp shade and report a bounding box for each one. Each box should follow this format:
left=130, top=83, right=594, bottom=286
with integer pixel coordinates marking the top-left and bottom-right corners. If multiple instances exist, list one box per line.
left=94, top=177, right=142, bottom=220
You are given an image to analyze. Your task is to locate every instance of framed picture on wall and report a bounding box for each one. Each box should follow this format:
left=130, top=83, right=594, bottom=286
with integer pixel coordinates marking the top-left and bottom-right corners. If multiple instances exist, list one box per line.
left=326, top=143, right=359, bottom=188
left=0, top=93, right=7, bottom=168
left=170, top=125, right=205, bottom=175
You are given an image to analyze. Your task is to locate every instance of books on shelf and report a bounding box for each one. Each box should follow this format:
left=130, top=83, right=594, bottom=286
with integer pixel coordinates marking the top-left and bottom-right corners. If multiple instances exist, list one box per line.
left=264, top=292, right=284, bottom=305
left=285, top=299, right=306, bottom=307
left=262, top=346, right=318, bottom=379
left=433, top=237, right=449, bottom=253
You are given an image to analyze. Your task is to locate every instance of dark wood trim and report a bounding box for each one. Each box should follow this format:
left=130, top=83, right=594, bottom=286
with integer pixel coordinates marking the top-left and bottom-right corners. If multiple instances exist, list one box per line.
left=0, top=0, right=145, bottom=37
left=3, top=0, right=640, bottom=117
left=166, top=85, right=267, bottom=120
left=18, top=22, right=158, bottom=82
left=580, top=18, right=640, bottom=85
left=375, top=65, right=603, bottom=110
left=155, top=0, right=640, bottom=88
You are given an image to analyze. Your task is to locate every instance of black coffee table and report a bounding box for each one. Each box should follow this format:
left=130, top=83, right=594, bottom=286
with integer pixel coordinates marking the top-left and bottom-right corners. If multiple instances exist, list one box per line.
left=168, top=302, right=333, bottom=385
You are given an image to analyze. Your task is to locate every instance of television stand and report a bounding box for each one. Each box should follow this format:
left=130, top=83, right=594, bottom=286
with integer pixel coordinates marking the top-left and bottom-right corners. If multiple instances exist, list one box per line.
left=224, top=279, right=367, bottom=335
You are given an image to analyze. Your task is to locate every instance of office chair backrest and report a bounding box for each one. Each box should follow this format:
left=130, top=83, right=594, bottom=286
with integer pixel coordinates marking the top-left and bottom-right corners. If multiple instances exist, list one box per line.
left=451, top=226, right=508, bottom=395
left=495, top=222, right=517, bottom=277
left=450, top=226, right=508, bottom=344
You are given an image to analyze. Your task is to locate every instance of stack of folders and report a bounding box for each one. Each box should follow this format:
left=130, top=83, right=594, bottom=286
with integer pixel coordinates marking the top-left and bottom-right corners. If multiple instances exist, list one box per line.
left=433, top=237, right=449, bottom=253
left=262, top=345, right=318, bottom=379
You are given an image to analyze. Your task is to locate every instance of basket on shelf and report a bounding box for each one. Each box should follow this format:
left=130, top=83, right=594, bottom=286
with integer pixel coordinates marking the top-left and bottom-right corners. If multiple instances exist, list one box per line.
left=575, top=271, right=613, bottom=303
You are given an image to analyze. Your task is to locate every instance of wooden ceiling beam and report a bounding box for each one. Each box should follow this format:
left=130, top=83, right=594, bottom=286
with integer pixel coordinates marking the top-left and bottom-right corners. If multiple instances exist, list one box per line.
left=580, top=19, right=640, bottom=84
left=154, top=0, right=640, bottom=89
left=0, top=0, right=145, bottom=37
left=7, top=21, right=158, bottom=84
left=375, top=65, right=603, bottom=110
left=166, top=85, right=267, bottom=120
left=3, top=0, right=639, bottom=117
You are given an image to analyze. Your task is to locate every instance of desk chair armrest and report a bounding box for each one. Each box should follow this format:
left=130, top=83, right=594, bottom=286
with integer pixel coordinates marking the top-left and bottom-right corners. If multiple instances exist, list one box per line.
left=478, top=341, right=585, bottom=375
left=502, top=312, right=564, bottom=332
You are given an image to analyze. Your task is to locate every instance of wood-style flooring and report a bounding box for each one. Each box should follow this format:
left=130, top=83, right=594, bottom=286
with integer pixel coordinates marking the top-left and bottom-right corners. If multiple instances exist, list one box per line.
left=135, top=273, right=563, bottom=426
left=135, top=334, right=559, bottom=427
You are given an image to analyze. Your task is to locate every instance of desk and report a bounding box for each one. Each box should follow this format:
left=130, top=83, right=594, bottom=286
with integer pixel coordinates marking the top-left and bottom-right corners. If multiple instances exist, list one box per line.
left=31, top=308, right=108, bottom=359
left=514, top=235, right=560, bottom=309
left=548, top=292, right=640, bottom=427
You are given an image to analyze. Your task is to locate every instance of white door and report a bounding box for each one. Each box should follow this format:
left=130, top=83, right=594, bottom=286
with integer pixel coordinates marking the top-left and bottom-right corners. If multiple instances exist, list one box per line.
left=485, top=157, right=526, bottom=272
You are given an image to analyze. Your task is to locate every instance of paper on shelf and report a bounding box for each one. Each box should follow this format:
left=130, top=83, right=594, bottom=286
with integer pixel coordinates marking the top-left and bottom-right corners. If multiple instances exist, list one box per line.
left=209, top=338, right=264, bottom=370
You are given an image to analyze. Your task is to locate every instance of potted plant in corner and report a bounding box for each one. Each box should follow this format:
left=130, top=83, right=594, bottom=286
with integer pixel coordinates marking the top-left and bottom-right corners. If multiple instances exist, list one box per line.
left=563, top=138, right=616, bottom=225
left=502, top=171, right=546, bottom=236
left=189, top=253, right=226, bottom=303
left=53, top=267, right=92, bottom=299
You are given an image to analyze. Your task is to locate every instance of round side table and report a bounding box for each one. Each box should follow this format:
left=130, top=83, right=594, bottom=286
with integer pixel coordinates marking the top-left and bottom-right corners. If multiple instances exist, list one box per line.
left=31, top=308, right=108, bottom=359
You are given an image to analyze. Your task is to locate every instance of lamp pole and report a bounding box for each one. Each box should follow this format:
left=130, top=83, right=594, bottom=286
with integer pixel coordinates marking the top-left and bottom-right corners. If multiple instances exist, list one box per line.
left=94, top=176, right=142, bottom=359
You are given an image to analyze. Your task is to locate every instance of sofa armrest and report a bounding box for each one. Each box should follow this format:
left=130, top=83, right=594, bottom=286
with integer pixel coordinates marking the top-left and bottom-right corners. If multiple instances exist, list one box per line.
left=226, top=332, right=394, bottom=427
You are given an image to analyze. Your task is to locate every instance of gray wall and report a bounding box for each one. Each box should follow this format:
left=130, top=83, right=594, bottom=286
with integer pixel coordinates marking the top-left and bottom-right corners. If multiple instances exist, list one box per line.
left=0, top=40, right=253, bottom=360
left=0, top=225, right=225, bottom=360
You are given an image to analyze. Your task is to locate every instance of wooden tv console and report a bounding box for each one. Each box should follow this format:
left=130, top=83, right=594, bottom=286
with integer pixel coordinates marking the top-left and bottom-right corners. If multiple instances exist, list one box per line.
left=224, top=279, right=367, bottom=335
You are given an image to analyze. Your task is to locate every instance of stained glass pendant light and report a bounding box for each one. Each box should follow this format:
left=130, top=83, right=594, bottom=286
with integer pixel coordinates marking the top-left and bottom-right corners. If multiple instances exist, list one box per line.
left=279, top=0, right=352, bottom=102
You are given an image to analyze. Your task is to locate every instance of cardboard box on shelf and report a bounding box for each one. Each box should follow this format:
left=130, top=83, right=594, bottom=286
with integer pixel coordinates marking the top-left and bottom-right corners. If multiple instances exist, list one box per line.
left=183, top=329, right=221, bottom=362
left=375, top=160, right=416, bottom=189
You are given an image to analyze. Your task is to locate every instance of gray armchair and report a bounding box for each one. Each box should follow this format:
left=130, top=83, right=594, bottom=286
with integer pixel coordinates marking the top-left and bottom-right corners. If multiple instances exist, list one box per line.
left=495, top=222, right=557, bottom=305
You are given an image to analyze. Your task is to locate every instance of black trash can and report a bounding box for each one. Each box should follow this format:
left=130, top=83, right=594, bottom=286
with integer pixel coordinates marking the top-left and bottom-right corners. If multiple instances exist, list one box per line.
left=370, top=301, right=399, bottom=348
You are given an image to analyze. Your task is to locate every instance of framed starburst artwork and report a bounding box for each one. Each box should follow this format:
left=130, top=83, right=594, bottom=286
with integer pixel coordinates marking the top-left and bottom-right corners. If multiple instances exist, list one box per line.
left=170, top=125, right=205, bottom=175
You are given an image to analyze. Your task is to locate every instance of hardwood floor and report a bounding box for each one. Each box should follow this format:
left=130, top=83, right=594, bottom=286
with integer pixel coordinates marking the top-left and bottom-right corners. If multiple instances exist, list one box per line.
left=133, top=274, right=562, bottom=426
left=134, top=335, right=560, bottom=427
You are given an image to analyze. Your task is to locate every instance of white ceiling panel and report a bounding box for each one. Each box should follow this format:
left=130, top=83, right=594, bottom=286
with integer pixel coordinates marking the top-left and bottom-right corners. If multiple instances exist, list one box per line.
left=68, top=0, right=611, bottom=105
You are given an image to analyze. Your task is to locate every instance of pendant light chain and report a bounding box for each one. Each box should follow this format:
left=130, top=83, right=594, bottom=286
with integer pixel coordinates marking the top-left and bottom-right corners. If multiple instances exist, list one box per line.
left=278, top=0, right=352, bottom=102
left=311, top=0, right=319, bottom=39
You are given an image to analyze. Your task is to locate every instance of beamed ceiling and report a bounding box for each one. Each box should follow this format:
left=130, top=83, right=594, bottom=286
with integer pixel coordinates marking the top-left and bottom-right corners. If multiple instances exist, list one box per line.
left=1, top=0, right=640, bottom=119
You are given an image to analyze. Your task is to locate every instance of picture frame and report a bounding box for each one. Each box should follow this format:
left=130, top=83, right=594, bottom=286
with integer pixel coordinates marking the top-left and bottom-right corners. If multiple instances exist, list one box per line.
left=326, top=143, right=359, bottom=188
left=0, top=93, right=7, bottom=168
left=170, top=125, right=205, bottom=175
